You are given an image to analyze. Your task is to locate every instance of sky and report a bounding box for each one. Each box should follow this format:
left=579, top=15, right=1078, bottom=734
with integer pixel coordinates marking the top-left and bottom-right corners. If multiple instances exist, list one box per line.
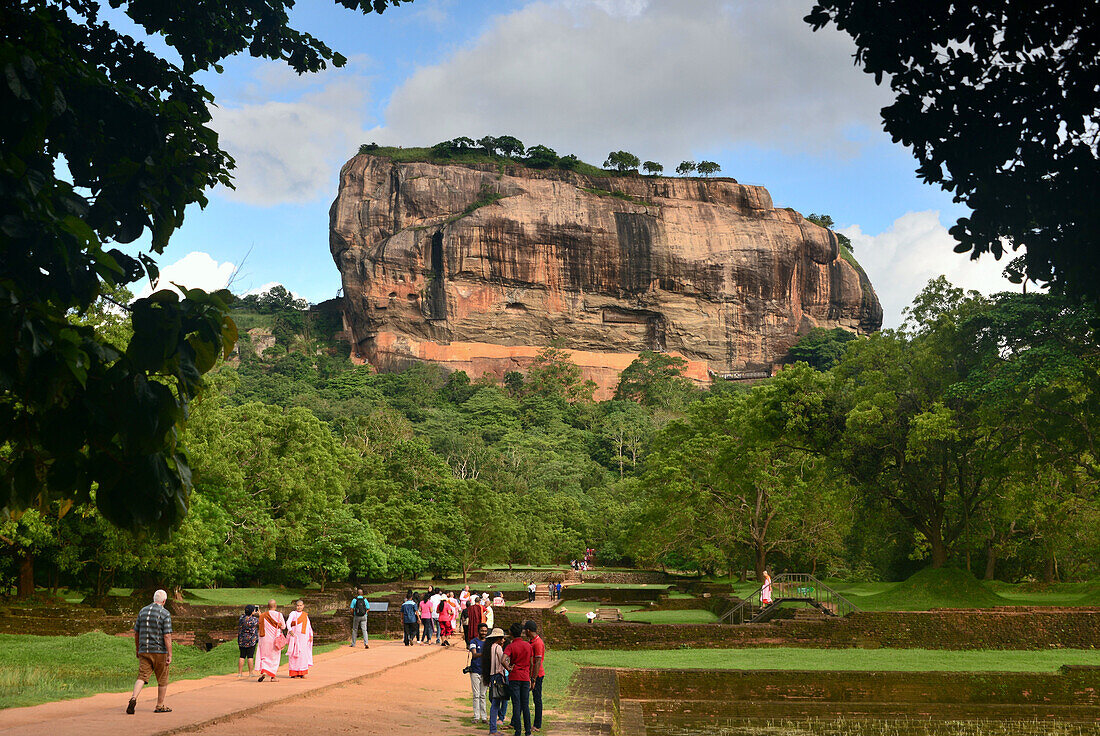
left=130, top=0, right=1020, bottom=328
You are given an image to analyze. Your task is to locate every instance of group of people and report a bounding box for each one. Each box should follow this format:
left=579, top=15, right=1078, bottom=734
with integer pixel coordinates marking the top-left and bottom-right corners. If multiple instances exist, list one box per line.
left=400, top=585, right=517, bottom=647
left=235, top=598, right=315, bottom=681
left=467, top=619, right=546, bottom=736
left=127, top=590, right=316, bottom=714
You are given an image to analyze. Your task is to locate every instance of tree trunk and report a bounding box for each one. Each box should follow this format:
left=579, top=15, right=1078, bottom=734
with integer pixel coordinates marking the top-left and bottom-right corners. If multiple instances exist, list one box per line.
left=754, top=543, right=767, bottom=584
left=17, top=552, right=34, bottom=598
left=984, top=543, right=997, bottom=581
left=1043, top=554, right=1055, bottom=584
left=928, top=526, right=948, bottom=568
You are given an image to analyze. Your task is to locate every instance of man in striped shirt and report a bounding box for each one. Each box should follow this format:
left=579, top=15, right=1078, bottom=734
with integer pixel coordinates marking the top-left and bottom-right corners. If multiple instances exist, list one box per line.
left=127, top=589, right=173, bottom=714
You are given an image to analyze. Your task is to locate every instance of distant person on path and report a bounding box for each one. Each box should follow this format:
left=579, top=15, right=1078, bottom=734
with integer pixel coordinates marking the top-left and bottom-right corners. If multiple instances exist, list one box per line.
left=460, top=585, right=471, bottom=609
left=493, top=591, right=505, bottom=606
left=286, top=599, right=314, bottom=678
left=484, top=627, right=508, bottom=735
left=524, top=620, right=546, bottom=733
left=483, top=594, right=495, bottom=631
left=504, top=622, right=533, bottom=736
left=430, top=588, right=444, bottom=644
left=257, top=599, right=287, bottom=681
left=349, top=588, right=370, bottom=648
left=527, top=582, right=536, bottom=602
left=585, top=610, right=596, bottom=624
left=126, top=589, right=172, bottom=714
left=401, top=592, right=418, bottom=646
left=419, top=593, right=434, bottom=644
left=761, top=570, right=773, bottom=606
left=237, top=604, right=259, bottom=678
left=555, top=582, right=562, bottom=600
left=466, top=593, right=484, bottom=643
left=468, top=622, right=490, bottom=723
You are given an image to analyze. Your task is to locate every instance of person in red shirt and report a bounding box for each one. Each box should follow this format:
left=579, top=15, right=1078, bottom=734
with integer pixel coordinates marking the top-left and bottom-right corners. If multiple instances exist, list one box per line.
left=523, top=620, right=546, bottom=732
left=502, top=622, right=533, bottom=736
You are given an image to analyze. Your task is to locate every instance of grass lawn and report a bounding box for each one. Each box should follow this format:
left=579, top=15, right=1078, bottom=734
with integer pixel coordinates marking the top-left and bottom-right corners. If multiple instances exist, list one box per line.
left=568, top=583, right=672, bottom=590
left=553, top=605, right=717, bottom=625
left=0, top=632, right=341, bottom=710
left=184, top=587, right=314, bottom=607
left=541, top=647, right=1100, bottom=711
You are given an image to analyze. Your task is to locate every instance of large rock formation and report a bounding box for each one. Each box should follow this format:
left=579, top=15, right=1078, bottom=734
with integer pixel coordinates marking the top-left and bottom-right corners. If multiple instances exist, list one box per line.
left=330, top=154, right=881, bottom=396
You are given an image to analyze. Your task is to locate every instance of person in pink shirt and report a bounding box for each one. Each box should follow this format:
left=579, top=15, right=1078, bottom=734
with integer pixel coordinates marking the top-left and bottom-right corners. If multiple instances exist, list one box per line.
left=418, top=594, right=434, bottom=644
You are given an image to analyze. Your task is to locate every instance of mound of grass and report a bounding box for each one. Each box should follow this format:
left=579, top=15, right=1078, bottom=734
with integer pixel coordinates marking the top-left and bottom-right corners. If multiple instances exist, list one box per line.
left=857, top=567, right=1012, bottom=611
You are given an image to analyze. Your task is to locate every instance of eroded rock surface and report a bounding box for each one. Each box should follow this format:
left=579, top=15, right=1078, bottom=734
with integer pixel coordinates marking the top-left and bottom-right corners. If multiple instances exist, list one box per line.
left=330, top=154, right=881, bottom=395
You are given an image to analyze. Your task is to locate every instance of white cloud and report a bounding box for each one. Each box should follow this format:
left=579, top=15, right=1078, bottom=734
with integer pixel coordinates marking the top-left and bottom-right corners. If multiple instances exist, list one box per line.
left=370, top=0, right=891, bottom=164
left=210, top=60, right=373, bottom=205
left=843, top=211, right=1021, bottom=329
left=135, top=252, right=236, bottom=300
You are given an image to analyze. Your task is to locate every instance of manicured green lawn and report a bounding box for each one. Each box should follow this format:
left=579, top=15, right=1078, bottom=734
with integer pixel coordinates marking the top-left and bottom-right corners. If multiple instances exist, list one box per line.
left=185, top=587, right=313, bottom=607
left=553, top=605, right=717, bottom=624
left=541, top=648, right=1100, bottom=711
left=0, top=632, right=344, bottom=710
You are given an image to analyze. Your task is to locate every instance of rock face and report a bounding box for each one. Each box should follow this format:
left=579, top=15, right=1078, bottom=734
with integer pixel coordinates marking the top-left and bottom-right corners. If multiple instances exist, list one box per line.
left=330, top=154, right=882, bottom=396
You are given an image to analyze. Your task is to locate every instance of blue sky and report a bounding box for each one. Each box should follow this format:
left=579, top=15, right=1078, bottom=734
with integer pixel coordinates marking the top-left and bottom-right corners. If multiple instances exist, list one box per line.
left=134, top=0, right=1016, bottom=328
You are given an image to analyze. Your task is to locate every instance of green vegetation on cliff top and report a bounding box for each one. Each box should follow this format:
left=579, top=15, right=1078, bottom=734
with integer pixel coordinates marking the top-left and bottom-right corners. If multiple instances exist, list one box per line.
left=360, top=144, right=621, bottom=179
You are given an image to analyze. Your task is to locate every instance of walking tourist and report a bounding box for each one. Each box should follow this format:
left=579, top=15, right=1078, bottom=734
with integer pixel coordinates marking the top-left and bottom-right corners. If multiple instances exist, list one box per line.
left=460, top=585, right=471, bottom=609
left=437, top=589, right=455, bottom=642
left=430, top=588, right=444, bottom=644
left=466, top=593, right=484, bottom=642
left=237, top=604, right=259, bottom=677
left=761, top=570, right=773, bottom=606
left=257, top=599, right=286, bottom=681
left=126, top=589, right=172, bottom=714
left=286, top=599, right=314, bottom=678
left=484, top=627, right=509, bottom=735
left=401, top=591, right=418, bottom=646
left=493, top=591, right=505, bottom=606
left=556, top=582, right=563, bottom=600
left=349, top=588, right=370, bottom=648
left=504, top=622, right=533, bottom=736
left=527, top=581, right=536, bottom=602
left=468, top=622, right=490, bottom=723
left=525, top=620, right=546, bottom=732
left=419, top=592, right=434, bottom=643
left=483, top=593, right=495, bottom=630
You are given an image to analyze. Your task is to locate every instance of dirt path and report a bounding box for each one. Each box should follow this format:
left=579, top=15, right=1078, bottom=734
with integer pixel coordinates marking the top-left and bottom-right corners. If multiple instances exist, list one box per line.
left=0, top=641, right=475, bottom=736
left=190, top=642, right=480, bottom=736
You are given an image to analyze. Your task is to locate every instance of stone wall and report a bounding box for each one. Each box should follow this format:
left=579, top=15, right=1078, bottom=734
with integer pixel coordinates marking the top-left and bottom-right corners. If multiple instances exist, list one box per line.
left=4, top=603, right=1098, bottom=652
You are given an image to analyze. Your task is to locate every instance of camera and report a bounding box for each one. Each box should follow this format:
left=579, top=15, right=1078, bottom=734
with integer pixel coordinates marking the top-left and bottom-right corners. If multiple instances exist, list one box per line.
left=462, top=665, right=472, bottom=674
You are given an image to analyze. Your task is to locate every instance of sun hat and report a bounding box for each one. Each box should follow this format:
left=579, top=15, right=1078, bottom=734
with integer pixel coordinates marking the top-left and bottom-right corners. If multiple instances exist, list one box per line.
left=487, top=627, right=506, bottom=639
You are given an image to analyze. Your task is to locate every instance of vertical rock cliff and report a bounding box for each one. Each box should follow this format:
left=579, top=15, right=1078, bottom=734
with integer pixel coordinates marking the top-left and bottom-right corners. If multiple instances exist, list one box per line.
left=330, top=154, right=882, bottom=395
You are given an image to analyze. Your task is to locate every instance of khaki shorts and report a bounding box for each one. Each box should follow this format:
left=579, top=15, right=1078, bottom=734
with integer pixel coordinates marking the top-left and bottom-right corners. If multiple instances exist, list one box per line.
left=137, top=652, right=169, bottom=684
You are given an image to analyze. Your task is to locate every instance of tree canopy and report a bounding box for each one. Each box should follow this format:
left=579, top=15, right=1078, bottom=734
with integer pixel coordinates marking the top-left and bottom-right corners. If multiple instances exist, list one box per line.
left=0, top=0, right=413, bottom=529
left=806, top=1, right=1100, bottom=299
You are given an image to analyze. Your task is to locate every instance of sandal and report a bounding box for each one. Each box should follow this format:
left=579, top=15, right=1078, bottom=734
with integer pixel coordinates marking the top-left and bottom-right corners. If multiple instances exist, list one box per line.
left=258, top=675, right=265, bottom=682
left=154, top=706, right=172, bottom=713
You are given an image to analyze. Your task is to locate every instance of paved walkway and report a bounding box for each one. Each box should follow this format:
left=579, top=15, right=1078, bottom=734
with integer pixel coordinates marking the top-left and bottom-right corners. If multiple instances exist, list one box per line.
left=0, top=641, right=449, bottom=736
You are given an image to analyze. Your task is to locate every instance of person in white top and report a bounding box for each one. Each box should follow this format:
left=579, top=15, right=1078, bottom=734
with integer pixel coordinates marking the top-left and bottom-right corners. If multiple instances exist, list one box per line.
left=459, top=586, right=471, bottom=609
left=492, top=592, right=505, bottom=606
left=482, top=594, right=495, bottom=630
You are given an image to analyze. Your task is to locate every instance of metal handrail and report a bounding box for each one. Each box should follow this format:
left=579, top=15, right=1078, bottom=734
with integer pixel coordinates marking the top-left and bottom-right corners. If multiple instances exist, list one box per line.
left=720, top=573, right=861, bottom=624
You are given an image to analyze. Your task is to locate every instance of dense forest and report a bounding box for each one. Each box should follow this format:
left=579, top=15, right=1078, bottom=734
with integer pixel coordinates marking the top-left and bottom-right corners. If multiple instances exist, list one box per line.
left=3, top=279, right=1098, bottom=597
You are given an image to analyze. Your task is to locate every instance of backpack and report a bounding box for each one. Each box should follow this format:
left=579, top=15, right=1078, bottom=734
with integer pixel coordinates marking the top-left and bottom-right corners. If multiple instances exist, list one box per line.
left=353, top=597, right=368, bottom=616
